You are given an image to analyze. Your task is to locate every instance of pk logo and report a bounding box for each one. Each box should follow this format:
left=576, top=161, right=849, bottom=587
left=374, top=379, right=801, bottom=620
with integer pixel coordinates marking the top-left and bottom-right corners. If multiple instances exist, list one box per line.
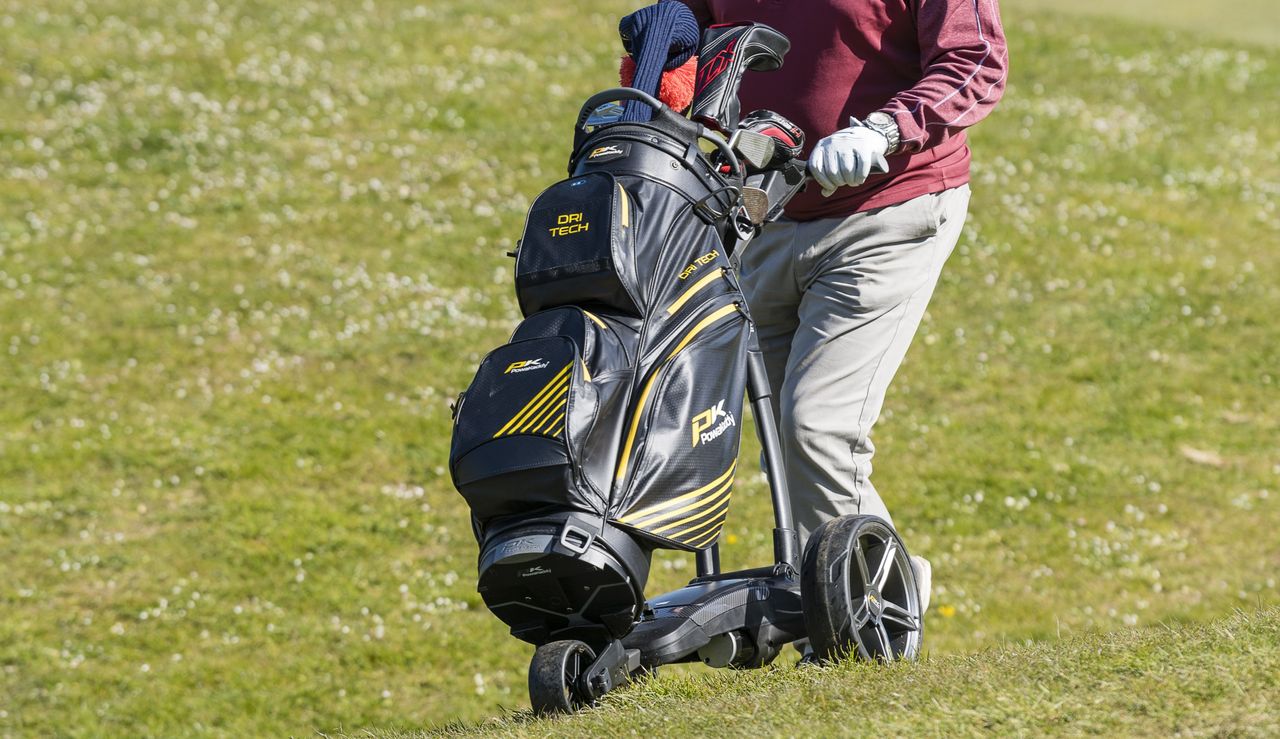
left=504, top=358, right=549, bottom=374
left=691, top=399, right=734, bottom=447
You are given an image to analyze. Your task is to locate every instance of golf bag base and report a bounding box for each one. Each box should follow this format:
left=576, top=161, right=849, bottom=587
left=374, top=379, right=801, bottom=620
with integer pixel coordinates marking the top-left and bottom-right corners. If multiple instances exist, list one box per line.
left=477, top=511, right=652, bottom=646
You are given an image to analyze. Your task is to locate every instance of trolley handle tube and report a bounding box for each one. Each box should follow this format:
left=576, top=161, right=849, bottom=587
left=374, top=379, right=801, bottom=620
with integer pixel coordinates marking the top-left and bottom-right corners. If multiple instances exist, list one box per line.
left=746, top=340, right=800, bottom=570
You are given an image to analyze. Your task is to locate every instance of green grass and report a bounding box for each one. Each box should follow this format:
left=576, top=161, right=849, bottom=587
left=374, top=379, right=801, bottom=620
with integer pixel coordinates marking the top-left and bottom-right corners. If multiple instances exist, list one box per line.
left=415, top=607, right=1280, bottom=737
left=1, top=0, right=1277, bottom=736
left=1014, top=0, right=1280, bottom=47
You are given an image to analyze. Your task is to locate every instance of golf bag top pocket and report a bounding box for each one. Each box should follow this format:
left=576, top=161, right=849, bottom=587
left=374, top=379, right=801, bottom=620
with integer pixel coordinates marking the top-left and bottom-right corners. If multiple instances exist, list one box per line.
left=450, top=309, right=637, bottom=528
left=609, top=297, right=749, bottom=551
left=516, top=172, right=641, bottom=318
left=511, top=307, right=637, bottom=372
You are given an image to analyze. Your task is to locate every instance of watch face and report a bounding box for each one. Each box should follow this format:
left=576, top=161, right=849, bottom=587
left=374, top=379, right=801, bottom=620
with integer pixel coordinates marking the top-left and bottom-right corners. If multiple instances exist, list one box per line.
left=863, top=112, right=900, bottom=153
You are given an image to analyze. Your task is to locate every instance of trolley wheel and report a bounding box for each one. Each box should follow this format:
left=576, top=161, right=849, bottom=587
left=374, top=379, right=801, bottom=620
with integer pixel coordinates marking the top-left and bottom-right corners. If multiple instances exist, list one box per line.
left=801, top=515, right=924, bottom=663
left=528, top=639, right=596, bottom=716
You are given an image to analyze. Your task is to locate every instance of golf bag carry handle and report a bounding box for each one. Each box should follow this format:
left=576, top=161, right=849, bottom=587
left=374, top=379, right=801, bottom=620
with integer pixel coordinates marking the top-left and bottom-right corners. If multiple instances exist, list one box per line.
left=690, top=23, right=790, bottom=133
left=573, top=87, right=742, bottom=180
left=575, top=87, right=667, bottom=131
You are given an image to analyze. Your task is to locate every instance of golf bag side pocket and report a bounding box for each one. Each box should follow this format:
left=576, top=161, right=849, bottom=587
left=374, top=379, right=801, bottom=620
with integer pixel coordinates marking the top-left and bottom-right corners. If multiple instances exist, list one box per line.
left=610, top=298, right=750, bottom=550
left=450, top=310, right=636, bottom=528
left=515, top=172, right=641, bottom=317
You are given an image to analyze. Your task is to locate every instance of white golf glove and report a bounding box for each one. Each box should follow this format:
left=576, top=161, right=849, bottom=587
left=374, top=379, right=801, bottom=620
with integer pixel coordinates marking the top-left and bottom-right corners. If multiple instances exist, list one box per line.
left=808, top=121, right=890, bottom=197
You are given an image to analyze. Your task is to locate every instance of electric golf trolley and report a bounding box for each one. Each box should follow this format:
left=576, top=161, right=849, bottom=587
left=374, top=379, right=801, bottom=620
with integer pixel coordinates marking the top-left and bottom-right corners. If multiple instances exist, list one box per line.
left=448, top=23, right=924, bottom=715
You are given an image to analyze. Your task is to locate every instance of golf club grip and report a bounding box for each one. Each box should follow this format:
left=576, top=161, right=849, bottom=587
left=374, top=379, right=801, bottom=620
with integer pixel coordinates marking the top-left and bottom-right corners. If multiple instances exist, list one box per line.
left=703, top=128, right=741, bottom=180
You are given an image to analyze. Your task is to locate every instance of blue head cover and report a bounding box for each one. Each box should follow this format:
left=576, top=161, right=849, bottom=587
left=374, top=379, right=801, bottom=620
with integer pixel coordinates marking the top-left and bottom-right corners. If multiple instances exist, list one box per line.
left=618, top=1, right=700, bottom=122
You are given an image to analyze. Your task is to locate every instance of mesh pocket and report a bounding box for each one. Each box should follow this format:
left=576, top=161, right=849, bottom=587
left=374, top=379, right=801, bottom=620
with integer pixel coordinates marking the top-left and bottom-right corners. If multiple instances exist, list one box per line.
left=450, top=337, right=586, bottom=523
left=515, top=172, right=640, bottom=316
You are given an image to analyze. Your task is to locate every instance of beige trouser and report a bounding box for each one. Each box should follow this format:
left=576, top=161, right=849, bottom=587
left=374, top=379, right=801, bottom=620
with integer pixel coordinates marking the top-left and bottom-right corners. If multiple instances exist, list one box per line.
left=737, top=185, right=971, bottom=547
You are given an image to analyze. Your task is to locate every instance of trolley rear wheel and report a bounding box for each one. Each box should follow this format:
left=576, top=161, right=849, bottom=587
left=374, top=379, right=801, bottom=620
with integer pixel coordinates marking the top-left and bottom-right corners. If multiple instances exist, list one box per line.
left=801, top=515, right=924, bottom=663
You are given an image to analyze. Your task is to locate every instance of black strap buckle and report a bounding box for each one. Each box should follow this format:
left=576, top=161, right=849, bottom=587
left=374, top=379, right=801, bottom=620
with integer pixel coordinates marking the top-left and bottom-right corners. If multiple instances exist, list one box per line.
left=558, top=523, right=595, bottom=556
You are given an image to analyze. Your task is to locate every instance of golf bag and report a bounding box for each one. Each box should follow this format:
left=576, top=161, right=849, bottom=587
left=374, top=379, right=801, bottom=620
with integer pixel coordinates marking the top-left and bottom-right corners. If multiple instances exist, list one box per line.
left=448, top=96, right=757, bottom=646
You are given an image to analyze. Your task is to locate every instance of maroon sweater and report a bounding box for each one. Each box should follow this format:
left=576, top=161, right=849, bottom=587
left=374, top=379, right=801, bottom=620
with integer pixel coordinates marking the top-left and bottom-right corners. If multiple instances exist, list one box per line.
left=676, top=0, right=1008, bottom=219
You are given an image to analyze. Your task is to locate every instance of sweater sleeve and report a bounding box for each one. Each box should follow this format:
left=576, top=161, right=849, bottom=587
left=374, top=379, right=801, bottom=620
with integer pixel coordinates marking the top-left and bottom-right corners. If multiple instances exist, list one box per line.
left=881, top=0, right=1008, bottom=154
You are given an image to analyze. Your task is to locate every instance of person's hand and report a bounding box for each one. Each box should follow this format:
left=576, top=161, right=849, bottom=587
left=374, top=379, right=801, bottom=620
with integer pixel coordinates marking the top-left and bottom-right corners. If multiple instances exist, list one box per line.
left=808, top=123, right=890, bottom=197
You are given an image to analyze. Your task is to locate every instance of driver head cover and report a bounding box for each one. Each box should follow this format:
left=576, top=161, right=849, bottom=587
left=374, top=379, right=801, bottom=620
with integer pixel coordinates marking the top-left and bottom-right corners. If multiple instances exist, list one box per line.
left=618, top=0, right=700, bottom=122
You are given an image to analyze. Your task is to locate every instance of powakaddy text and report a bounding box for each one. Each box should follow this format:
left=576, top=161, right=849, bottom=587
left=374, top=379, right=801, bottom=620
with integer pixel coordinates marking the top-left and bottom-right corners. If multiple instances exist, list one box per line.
left=587, top=144, right=628, bottom=161
left=691, top=399, right=735, bottom=447
left=504, top=358, right=550, bottom=374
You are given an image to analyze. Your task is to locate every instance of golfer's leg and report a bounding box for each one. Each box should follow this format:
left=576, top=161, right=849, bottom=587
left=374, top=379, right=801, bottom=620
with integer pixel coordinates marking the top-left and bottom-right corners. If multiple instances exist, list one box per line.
left=783, top=186, right=971, bottom=546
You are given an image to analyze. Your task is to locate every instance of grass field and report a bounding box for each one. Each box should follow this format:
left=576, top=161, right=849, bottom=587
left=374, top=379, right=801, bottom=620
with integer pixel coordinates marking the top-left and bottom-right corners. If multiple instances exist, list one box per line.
left=1, top=0, right=1277, bottom=736
left=1015, top=0, right=1280, bottom=47
left=421, top=607, right=1280, bottom=737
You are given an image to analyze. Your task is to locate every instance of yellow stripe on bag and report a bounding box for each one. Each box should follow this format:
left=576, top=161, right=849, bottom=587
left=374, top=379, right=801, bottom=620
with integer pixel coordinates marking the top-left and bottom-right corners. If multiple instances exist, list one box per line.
left=517, top=385, right=570, bottom=434
left=618, top=461, right=736, bottom=523
left=671, top=504, right=732, bottom=543
left=666, top=268, right=724, bottom=315
left=527, top=398, right=569, bottom=435
left=646, top=475, right=735, bottom=534
left=583, top=310, right=608, bottom=330
left=510, top=377, right=569, bottom=434
left=614, top=372, right=658, bottom=483
left=541, top=410, right=567, bottom=437
left=687, top=519, right=729, bottom=548
left=528, top=397, right=569, bottom=435
left=666, top=304, right=738, bottom=360
left=617, top=183, right=630, bottom=228
left=493, top=363, right=572, bottom=438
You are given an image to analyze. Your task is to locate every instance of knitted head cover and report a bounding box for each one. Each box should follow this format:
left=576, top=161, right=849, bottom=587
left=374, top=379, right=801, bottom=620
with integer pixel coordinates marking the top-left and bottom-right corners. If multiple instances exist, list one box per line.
left=618, top=1, right=700, bottom=122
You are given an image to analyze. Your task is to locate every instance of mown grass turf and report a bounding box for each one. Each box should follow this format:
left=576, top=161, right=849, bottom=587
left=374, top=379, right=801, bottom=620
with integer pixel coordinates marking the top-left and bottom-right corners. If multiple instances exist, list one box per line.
left=1015, top=0, right=1279, bottom=47
left=1, top=0, right=1277, bottom=736
left=413, top=607, right=1280, bottom=737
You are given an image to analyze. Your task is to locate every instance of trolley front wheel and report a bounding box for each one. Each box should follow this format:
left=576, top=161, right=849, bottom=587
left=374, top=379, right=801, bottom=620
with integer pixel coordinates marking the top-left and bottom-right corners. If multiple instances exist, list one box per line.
left=528, top=639, right=597, bottom=715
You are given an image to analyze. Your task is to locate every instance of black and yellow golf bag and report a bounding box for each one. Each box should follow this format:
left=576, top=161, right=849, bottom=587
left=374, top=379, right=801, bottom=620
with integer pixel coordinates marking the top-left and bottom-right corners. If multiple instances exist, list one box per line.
left=447, top=89, right=770, bottom=646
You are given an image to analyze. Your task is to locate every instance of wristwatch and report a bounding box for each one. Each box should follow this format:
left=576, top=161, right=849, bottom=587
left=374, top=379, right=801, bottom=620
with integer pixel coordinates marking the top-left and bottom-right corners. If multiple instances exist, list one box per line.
left=857, top=111, right=901, bottom=155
